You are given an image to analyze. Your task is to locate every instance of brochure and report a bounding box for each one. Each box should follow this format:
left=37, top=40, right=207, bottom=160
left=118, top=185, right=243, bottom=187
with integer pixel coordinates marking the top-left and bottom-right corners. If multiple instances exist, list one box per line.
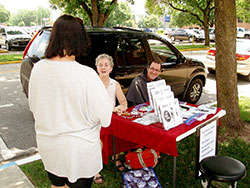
left=145, top=80, right=184, bottom=130
left=147, top=80, right=166, bottom=109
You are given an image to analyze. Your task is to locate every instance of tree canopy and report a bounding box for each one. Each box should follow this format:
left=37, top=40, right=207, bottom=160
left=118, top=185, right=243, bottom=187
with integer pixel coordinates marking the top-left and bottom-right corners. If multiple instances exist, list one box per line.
left=236, top=0, right=250, bottom=23
left=8, top=7, right=51, bottom=26
left=169, top=11, right=203, bottom=28
left=145, top=0, right=215, bottom=46
left=138, top=14, right=163, bottom=28
left=49, top=0, right=120, bottom=26
left=105, top=2, right=135, bottom=27
left=0, top=4, right=10, bottom=23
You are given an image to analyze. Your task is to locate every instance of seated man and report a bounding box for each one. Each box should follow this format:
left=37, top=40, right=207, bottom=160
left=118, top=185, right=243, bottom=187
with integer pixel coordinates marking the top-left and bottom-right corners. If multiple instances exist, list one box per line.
left=126, top=61, right=162, bottom=107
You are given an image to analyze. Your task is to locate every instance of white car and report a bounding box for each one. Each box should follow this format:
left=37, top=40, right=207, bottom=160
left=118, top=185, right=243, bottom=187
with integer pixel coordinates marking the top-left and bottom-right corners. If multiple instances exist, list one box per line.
left=209, top=28, right=215, bottom=41
left=204, top=39, right=250, bottom=81
left=187, top=29, right=205, bottom=41
left=0, top=26, right=31, bottom=50
left=237, top=27, right=250, bottom=39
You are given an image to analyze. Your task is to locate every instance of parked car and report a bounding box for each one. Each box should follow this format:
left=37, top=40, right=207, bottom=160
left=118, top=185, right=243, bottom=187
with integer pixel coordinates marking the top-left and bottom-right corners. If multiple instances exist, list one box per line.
left=187, top=29, right=205, bottom=41
left=209, top=28, right=215, bottom=41
left=236, top=27, right=250, bottom=39
left=20, top=26, right=207, bottom=104
left=204, top=39, right=250, bottom=81
left=143, top=28, right=153, bottom=32
left=164, top=28, right=177, bottom=36
left=168, top=29, right=192, bottom=42
left=0, top=26, right=31, bottom=50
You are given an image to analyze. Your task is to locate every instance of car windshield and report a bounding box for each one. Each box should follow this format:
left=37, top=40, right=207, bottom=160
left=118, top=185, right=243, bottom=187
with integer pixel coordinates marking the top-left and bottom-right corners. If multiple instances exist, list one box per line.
left=27, top=30, right=50, bottom=58
left=148, top=39, right=178, bottom=64
left=209, top=28, right=215, bottom=34
left=6, top=27, right=26, bottom=35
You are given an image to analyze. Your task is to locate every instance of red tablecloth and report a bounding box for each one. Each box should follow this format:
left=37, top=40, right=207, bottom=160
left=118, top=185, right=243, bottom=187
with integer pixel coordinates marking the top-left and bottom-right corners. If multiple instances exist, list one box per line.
left=101, top=106, right=223, bottom=164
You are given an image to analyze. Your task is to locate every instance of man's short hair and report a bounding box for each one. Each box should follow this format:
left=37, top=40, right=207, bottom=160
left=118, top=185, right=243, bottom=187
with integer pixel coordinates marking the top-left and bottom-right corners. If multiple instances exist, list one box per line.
left=148, top=61, right=162, bottom=68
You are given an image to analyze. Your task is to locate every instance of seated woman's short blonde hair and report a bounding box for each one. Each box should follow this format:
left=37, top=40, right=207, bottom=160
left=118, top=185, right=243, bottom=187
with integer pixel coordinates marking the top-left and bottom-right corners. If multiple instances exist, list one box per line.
left=95, top=54, right=114, bottom=67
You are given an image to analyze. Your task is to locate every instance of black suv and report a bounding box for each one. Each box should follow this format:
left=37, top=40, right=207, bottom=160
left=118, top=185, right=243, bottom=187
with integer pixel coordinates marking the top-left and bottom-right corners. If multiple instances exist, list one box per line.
left=20, top=27, right=206, bottom=104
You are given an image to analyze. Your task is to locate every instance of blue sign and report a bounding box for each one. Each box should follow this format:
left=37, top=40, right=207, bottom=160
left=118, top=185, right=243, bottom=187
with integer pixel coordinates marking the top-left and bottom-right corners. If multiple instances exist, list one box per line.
left=164, top=15, right=171, bottom=23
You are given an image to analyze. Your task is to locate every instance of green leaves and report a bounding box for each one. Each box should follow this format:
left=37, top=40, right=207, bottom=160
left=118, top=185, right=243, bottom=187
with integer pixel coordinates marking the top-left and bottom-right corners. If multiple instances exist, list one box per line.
left=0, top=4, right=10, bottom=23
left=236, top=0, right=250, bottom=23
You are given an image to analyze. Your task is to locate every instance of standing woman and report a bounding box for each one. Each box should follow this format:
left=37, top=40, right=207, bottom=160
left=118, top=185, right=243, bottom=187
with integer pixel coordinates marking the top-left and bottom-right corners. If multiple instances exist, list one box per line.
left=28, top=15, right=113, bottom=188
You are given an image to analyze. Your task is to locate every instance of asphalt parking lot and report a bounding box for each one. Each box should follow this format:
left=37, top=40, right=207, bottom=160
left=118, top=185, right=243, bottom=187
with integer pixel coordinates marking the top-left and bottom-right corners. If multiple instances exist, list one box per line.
left=0, top=48, right=24, bottom=54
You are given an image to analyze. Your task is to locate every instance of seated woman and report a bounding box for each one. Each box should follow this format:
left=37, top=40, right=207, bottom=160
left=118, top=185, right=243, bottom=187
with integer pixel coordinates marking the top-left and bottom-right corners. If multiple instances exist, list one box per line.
left=94, top=53, right=128, bottom=183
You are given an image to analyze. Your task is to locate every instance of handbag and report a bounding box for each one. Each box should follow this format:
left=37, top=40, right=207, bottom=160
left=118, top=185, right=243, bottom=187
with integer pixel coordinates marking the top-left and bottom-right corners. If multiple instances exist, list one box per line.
left=125, top=147, right=160, bottom=169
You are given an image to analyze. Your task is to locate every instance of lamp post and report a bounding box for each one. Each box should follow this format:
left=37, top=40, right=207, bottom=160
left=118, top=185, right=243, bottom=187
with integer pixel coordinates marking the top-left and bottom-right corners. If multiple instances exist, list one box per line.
left=42, top=18, right=49, bottom=26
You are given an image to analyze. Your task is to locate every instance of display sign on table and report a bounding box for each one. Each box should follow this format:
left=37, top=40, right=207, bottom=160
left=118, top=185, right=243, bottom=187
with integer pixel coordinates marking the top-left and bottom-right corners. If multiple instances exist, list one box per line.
left=147, top=80, right=183, bottom=130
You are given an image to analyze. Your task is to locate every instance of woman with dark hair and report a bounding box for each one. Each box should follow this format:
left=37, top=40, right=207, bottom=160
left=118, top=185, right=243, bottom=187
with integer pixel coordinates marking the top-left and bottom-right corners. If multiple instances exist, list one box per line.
left=28, top=14, right=113, bottom=188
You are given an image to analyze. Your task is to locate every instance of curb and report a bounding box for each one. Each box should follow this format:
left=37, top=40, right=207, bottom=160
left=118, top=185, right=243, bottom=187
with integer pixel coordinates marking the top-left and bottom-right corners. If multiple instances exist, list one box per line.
left=180, top=48, right=209, bottom=52
left=0, top=60, right=22, bottom=65
left=0, top=50, right=8, bottom=53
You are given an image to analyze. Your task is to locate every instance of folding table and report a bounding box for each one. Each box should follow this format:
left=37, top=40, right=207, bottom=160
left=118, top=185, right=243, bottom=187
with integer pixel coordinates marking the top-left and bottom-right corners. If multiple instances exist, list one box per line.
left=100, top=105, right=226, bottom=187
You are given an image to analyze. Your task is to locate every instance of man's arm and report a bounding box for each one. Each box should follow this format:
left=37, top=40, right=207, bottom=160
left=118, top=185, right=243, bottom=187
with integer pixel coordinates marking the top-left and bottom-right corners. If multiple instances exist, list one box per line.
left=126, top=78, right=147, bottom=107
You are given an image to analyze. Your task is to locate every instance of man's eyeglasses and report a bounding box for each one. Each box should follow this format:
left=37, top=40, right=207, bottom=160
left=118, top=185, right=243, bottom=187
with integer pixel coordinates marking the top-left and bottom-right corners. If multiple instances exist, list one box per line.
left=148, top=67, right=161, bottom=73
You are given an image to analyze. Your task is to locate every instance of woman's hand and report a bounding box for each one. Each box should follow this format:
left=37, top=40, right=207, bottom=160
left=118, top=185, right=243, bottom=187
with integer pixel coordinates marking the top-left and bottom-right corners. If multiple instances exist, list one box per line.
left=113, top=105, right=127, bottom=116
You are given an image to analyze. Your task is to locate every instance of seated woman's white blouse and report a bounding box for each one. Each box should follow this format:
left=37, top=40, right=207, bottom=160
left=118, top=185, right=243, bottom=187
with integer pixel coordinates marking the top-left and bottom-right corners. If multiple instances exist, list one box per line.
left=28, top=59, right=113, bottom=183
left=106, top=78, right=117, bottom=106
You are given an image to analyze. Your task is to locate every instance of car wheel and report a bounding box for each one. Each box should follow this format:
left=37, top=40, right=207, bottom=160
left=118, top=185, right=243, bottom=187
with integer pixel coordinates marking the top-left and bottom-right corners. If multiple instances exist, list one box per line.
left=171, top=36, right=175, bottom=41
left=185, top=78, right=203, bottom=104
left=188, top=37, right=193, bottom=42
left=244, top=35, right=250, bottom=39
left=20, top=59, right=34, bottom=97
left=5, top=42, right=11, bottom=51
left=246, top=73, right=250, bottom=82
left=208, top=68, right=216, bottom=74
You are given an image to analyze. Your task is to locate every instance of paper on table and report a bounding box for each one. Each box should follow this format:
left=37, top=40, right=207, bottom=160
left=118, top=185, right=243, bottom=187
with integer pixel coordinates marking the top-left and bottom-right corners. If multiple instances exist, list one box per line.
left=132, top=113, right=159, bottom=125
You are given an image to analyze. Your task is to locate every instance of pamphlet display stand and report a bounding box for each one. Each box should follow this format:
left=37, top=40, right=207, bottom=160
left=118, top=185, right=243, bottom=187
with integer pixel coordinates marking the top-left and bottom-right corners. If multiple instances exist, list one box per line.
left=147, top=80, right=183, bottom=130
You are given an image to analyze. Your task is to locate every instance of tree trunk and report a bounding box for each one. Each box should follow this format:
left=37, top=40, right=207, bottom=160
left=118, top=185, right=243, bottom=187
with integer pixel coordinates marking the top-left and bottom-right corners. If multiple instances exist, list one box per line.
left=203, top=13, right=210, bottom=46
left=215, top=0, right=243, bottom=130
left=91, top=0, right=98, bottom=26
left=88, top=0, right=117, bottom=27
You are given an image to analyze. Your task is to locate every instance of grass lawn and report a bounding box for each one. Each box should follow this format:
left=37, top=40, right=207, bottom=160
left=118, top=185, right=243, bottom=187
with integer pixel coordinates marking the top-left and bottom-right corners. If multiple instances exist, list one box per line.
left=20, top=132, right=249, bottom=188
left=20, top=98, right=250, bottom=188
left=176, top=44, right=213, bottom=51
left=0, top=44, right=212, bottom=63
left=239, top=96, right=250, bottom=122
left=0, top=54, right=23, bottom=62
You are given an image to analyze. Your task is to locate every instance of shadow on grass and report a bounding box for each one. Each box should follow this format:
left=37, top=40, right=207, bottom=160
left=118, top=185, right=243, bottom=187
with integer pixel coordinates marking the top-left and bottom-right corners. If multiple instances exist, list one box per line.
left=20, top=133, right=249, bottom=188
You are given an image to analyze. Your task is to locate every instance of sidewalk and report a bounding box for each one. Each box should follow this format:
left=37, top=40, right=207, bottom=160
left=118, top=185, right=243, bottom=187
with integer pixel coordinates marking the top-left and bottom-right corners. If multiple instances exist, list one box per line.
left=0, top=162, right=36, bottom=188
left=0, top=136, right=39, bottom=188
